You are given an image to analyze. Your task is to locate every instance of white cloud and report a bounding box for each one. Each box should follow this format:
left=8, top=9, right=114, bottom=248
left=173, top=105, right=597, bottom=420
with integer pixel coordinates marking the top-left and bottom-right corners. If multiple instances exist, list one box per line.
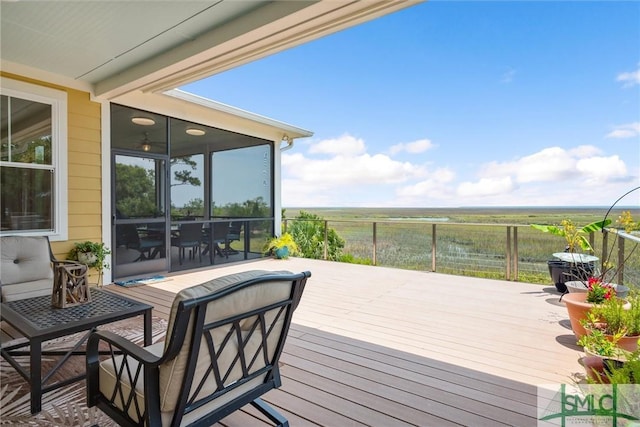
left=389, top=139, right=436, bottom=155
left=281, top=135, right=636, bottom=207
left=457, top=176, right=516, bottom=197
left=395, top=168, right=456, bottom=199
left=480, top=147, right=580, bottom=183
left=281, top=134, right=432, bottom=206
left=575, top=155, right=628, bottom=184
left=605, top=122, right=640, bottom=139
left=308, top=134, right=365, bottom=156
left=452, top=145, right=634, bottom=204
left=616, top=64, right=640, bottom=87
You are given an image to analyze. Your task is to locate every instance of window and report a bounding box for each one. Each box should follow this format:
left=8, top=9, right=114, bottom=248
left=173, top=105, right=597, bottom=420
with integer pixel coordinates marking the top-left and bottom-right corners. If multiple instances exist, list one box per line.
left=211, top=145, right=272, bottom=218
left=0, top=78, right=67, bottom=239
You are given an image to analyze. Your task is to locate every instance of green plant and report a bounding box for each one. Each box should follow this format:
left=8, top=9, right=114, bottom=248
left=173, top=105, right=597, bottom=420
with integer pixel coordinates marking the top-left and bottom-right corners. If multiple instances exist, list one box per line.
left=603, top=349, right=640, bottom=384
left=67, top=241, right=111, bottom=273
left=530, top=219, right=611, bottom=253
left=578, top=329, right=629, bottom=359
left=287, top=211, right=345, bottom=261
left=263, top=233, right=299, bottom=258
left=585, top=292, right=640, bottom=337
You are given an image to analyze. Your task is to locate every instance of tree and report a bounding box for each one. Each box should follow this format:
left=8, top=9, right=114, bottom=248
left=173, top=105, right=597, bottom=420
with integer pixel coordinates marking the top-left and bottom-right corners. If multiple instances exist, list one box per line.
left=171, top=156, right=201, bottom=187
left=287, top=211, right=345, bottom=261
left=115, top=163, right=158, bottom=217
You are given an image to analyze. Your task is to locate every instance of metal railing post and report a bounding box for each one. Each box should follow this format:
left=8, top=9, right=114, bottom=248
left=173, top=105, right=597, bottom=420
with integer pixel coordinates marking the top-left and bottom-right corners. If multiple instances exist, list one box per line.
left=323, top=220, right=328, bottom=260
left=431, top=224, right=436, bottom=272
left=618, top=234, right=625, bottom=285
left=513, top=226, right=518, bottom=281
left=372, top=222, right=377, bottom=266
left=506, top=226, right=512, bottom=281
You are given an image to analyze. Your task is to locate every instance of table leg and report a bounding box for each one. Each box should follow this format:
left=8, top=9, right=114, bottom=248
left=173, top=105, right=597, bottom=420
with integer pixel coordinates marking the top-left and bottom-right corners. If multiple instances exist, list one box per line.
left=30, top=338, right=42, bottom=414
left=144, top=308, right=152, bottom=346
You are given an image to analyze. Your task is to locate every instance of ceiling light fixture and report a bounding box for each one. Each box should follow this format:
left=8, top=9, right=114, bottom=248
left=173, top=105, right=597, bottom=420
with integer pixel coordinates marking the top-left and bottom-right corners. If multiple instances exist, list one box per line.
left=186, top=128, right=205, bottom=136
left=131, top=117, right=155, bottom=126
left=141, top=132, right=152, bottom=152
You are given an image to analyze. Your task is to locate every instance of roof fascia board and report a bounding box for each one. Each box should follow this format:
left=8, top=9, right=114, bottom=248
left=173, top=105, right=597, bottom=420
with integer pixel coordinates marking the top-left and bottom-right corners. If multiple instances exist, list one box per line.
left=164, top=89, right=313, bottom=138
left=94, top=1, right=314, bottom=99
left=112, top=90, right=312, bottom=142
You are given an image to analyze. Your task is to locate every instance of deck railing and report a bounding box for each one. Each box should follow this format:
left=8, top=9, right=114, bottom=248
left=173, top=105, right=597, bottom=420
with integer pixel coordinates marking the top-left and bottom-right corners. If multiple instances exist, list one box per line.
left=283, top=219, right=640, bottom=287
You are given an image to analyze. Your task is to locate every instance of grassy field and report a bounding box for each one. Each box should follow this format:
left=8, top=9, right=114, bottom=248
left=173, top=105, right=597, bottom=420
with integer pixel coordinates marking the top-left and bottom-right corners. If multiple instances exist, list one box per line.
left=283, top=207, right=640, bottom=287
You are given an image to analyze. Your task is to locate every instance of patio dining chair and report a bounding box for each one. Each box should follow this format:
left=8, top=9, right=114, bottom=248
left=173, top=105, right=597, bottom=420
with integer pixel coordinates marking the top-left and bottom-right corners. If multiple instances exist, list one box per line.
left=86, top=269, right=310, bottom=427
left=171, top=222, right=203, bottom=265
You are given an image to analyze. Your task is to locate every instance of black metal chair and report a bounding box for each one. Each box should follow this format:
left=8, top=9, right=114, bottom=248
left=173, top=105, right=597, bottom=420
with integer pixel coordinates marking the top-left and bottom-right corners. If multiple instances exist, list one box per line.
left=202, top=221, right=231, bottom=262
left=86, top=270, right=310, bottom=427
left=171, top=222, right=203, bottom=265
left=118, top=224, right=164, bottom=262
left=224, top=221, right=243, bottom=255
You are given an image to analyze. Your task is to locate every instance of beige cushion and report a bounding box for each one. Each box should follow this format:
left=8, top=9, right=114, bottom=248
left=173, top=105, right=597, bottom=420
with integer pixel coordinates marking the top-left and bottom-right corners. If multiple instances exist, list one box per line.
left=98, top=343, right=165, bottom=423
left=0, top=236, right=53, bottom=301
left=1, top=279, right=53, bottom=301
left=159, top=270, right=293, bottom=413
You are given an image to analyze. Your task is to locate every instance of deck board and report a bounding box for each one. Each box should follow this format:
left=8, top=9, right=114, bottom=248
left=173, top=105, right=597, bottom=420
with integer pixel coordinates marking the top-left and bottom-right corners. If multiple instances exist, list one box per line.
left=101, top=258, right=585, bottom=426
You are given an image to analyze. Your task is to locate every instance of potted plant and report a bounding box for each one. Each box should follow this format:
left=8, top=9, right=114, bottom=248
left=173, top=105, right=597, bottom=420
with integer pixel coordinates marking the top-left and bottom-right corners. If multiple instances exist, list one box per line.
left=563, top=278, right=629, bottom=341
left=531, top=219, right=611, bottom=292
left=577, top=329, right=631, bottom=384
left=68, top=241, right=111, bottom=286
left=581, top=291, right=640, bottom=352
left=263, top=233, right=299, bottom=259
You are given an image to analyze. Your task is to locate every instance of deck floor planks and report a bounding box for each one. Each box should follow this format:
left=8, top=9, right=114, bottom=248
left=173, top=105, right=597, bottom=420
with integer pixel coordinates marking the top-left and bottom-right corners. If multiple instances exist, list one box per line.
left=103, top=257, right=585, bottom=426
left=281, top=342, right=533, bottom=426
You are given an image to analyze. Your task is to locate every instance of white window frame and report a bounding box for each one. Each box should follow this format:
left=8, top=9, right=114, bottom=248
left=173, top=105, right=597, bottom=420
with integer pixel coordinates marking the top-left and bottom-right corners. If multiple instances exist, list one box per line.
left=0, top=77, right=68, bottom=241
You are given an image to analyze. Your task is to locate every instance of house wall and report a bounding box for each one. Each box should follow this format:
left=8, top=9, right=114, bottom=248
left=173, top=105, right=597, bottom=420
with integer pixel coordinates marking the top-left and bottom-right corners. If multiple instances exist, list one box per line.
left=1, top=72, right=103, bottom=273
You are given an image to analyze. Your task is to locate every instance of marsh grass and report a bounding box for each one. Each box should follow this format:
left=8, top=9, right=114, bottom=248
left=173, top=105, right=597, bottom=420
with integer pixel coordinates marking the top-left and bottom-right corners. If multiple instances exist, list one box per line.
left=285, top=207, right=640, bottom=286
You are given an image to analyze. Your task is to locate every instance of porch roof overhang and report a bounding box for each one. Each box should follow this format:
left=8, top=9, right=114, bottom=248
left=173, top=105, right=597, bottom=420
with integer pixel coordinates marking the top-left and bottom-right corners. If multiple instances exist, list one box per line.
left=1, top=1, right=421, bottom=100
left=112, top=88, right=313, bottom=144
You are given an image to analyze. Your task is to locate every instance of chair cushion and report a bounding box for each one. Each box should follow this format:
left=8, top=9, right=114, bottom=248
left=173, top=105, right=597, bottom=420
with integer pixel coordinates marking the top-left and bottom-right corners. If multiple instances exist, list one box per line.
left=158, top=270, right=293, bottom=413
left=0, top=236, right=53, bottom=285
left=0, top=236, right=53, bottom=302
left=1, top=278, right=52, bottom=301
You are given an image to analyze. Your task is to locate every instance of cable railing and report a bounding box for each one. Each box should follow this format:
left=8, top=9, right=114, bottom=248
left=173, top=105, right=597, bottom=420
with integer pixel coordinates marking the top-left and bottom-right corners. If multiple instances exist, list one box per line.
left=282, top=218, right=640, bottom=287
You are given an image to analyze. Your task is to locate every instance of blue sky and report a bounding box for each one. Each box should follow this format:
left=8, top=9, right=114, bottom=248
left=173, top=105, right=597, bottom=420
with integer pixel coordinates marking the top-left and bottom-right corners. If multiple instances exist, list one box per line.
left=182, top=1, right=640, bottom=208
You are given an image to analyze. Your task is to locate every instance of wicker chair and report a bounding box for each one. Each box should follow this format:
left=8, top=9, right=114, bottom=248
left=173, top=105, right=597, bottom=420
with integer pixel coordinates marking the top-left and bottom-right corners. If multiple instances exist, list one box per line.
left=86, top=270, right=310, bottom=427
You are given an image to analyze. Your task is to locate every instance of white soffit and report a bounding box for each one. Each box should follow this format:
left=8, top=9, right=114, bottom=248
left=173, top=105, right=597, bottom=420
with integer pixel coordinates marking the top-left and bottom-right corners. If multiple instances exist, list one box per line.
left=0, top=1, right=420, bottom=99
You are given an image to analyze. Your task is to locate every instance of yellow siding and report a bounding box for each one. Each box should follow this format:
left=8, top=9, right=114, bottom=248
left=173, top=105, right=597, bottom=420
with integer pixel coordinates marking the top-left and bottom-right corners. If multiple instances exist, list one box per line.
left=1, top=72, right=103, bottom=280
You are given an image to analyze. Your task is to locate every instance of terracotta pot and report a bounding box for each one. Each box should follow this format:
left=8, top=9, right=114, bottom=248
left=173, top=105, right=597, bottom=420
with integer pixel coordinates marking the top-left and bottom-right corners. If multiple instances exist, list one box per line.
left=563, top=292, right=594, bottom=341
left=579, top=356, right=611, bottom=384
left=578, top=356, right=626, bottom=384
left=616, top=335, right=640, bottom=353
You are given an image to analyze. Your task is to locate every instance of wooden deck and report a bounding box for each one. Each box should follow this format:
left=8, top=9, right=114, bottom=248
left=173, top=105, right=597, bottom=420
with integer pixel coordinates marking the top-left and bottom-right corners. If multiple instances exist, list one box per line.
left=107, top=258, right=585, bottom=426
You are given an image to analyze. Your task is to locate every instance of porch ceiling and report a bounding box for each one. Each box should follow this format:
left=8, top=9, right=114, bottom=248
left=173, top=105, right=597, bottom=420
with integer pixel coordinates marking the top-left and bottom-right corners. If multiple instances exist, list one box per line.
left=1, top=1, right=420, bottom=99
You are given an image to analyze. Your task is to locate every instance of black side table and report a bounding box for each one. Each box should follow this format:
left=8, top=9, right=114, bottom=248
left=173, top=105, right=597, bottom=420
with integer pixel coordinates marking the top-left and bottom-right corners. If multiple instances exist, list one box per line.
left=1, top=289, right=153, bottom=414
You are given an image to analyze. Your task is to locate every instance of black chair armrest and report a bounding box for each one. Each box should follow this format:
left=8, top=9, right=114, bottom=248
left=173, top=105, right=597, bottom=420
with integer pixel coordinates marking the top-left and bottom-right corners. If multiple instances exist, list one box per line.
left=87, top=330, right=162, bottom=366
